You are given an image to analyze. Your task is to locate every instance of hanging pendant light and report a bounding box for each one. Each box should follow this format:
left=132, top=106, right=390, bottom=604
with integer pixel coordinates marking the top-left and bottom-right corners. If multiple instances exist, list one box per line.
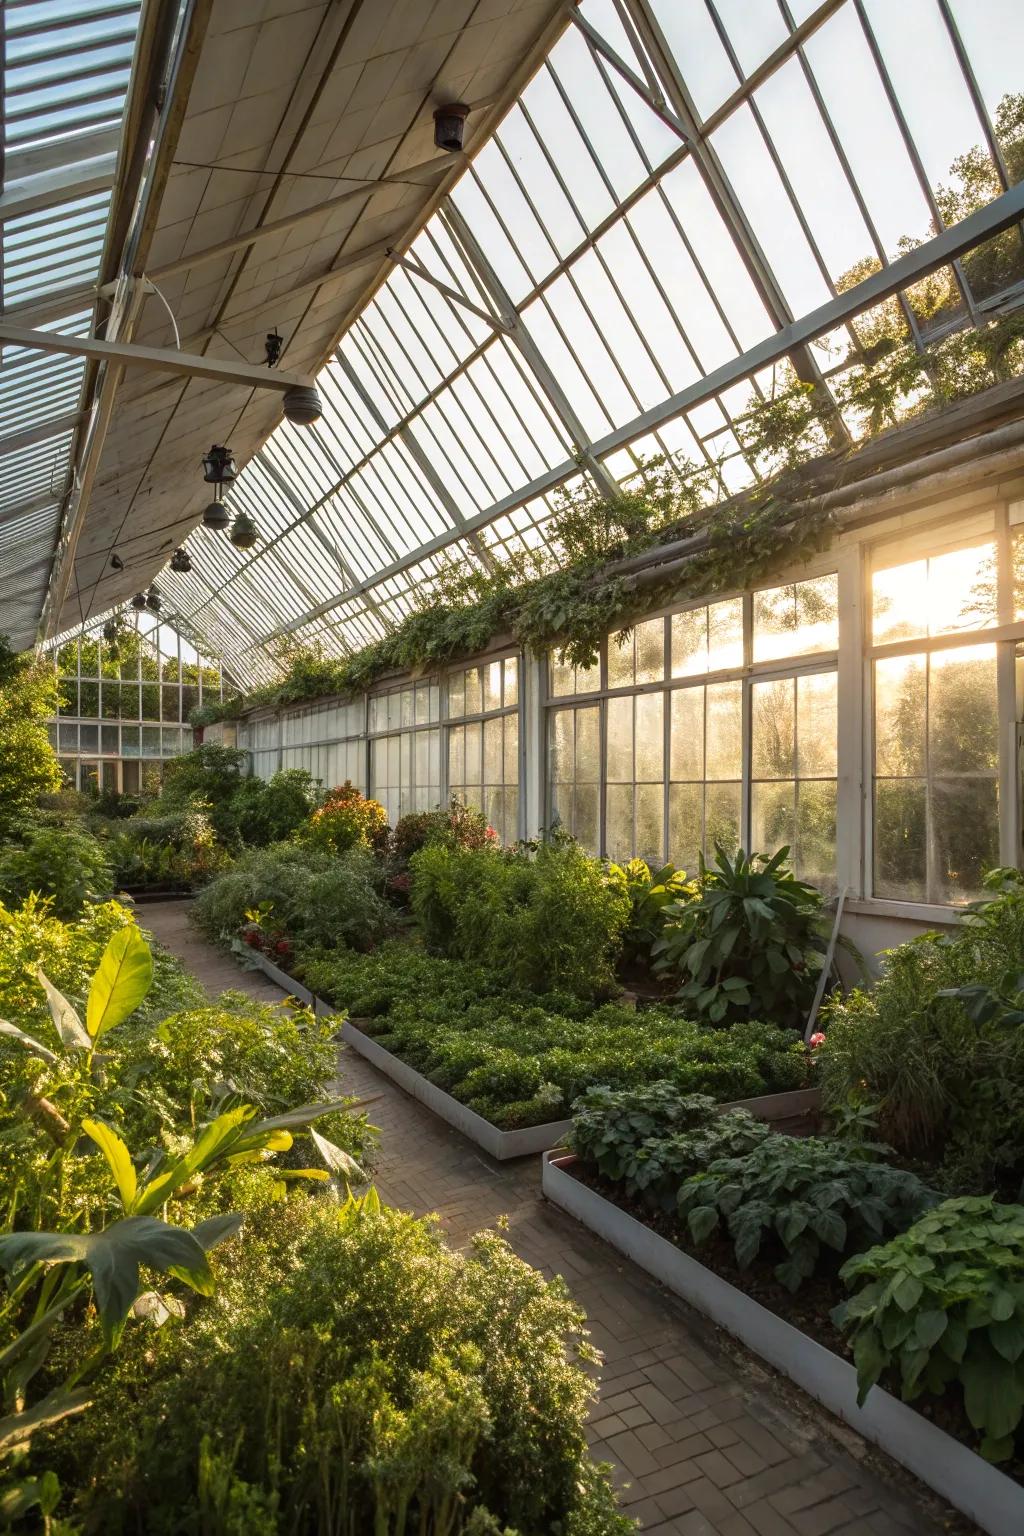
left=131, top=592, right=147, bottom=611
left=170, top=546, right=192, bottom=573
left=433, top=102, right=469, bottom=153
left=201, top=444, right=237, bottom=484
left=145, top=585, right=162, bottom=613
left=229, top=512, right=258, bottom=550
left=202, top=487, right=230, bottom=530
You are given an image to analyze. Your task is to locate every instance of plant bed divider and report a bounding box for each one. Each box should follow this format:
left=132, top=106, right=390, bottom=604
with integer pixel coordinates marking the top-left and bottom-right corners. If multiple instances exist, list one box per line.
left=541, top=1150, right=1024, bottom=1536
left=719, top=1086, right=821, bottom=1135
left=240, top=951, right=571, bottom=1159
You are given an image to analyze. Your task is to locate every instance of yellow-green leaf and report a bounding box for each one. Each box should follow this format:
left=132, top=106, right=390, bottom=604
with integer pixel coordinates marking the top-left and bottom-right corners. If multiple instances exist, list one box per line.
left=82, top=1119, right=137, bottom=1213
left=86, top=928, right=154, bottom=1042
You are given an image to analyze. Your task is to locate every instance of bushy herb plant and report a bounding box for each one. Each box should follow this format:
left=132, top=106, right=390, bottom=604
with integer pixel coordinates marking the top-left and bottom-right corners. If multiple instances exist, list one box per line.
left=308, top=941, right=807, bottom=1128
left=392, top=796, right=498, bottom=862
left=41, top=1192, right=631, bottom=1535
left=678, top=1137, right=936, bottom=1291
left=571, top=1083, right=770, bottom=1211
left=835, top=1196, right=1024, bottom=1462
left=654, top=845, right=827, bottom=1026
left=410, top=835, right=630, bottom=1000
left=0, top=823, right=114, bottom=916
left=819, top=868, right=1024, bottom=1190
left=192, top=843, right=395, bottom=952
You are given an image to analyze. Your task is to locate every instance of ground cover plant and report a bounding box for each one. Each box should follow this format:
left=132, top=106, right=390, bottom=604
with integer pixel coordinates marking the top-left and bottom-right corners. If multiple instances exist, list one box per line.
left=410, top=835, right=630, bottom=1000
left=818, top=868, right=1024, bottom=1192
left=305, top=941, right=808, bottom=1129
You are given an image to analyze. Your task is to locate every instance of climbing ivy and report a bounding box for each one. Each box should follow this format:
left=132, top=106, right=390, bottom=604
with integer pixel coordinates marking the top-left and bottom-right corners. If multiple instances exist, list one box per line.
left=192, top=303, right=1024, bottom=726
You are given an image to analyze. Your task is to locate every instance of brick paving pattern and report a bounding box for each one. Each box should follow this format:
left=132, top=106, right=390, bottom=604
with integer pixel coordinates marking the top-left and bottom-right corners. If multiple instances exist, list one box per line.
left=143, top=902, right=972, bottom=1536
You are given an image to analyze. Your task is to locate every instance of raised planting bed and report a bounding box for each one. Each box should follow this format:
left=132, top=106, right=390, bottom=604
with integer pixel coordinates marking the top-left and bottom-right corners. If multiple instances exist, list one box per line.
left=239, top=949, right=572, bottom=1159
left=542, top=1150, right=1024, bottom=1536
left=720, top=1086, right=821, bottom=1134
left=340, top=1020, right=572, bottom=1159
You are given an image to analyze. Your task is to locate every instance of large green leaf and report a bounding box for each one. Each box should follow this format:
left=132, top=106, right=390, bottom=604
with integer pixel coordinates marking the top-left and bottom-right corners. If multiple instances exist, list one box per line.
left=82, top=1118, right=137, bottom=1212
left=0, top=1217, right=215, bottom=1345
left=0, top=1390, right=92, bottom=1455
left=230, top=1098, right=351, bottom=1153
left=86, top=927, right=154, bottom=1042
left=311, top=1128, right=366, bottom=1183
left=0, top=1019, right=57, bottom=1064
left=36, top=968, right=89, bottom=1051
left=961, top=1342, right=1024, bottom=1440
left=135, top=1106, right=254, bottom=1215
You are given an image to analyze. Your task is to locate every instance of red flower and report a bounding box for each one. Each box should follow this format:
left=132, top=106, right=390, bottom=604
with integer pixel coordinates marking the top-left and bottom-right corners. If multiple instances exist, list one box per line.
left=274, top=938, right=292, bottom=956
left=808, top=1031, right=826, bottom=1049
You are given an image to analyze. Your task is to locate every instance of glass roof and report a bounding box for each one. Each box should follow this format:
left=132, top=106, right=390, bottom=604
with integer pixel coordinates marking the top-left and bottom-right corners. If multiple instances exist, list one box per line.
left=32, top=0, right=1024, bottom=680
left=0, top=1, right=143, bottom=649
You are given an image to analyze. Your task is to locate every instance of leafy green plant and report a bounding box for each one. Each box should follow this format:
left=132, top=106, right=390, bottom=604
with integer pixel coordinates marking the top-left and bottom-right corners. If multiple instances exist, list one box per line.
left=298, top=781, right=390, bottom=855
left=106, top=804, right=228, bottom=891
left=308, top=940, right=807, bottom=1128
left=41, top=1194, right=631, bottom=1536
left=654, top=845, right=827, bottom=1026
left=392, top=797, right=498, bottom=862
left=192, top=842, right=395, bottom=953
left=227, top=767, right=318, bottom=847
left=570, top=1083, right=770, bottom=1211
left=819, top=868, right=1024, bottom=1190
left=0, top=639, right=62, bottom=835
left=410, top=835, right=630, bottom=1000
left=835, top=1196, right=1024, bottom=1462
left=678, top=1137, right=936, bottom=1292
left=606, top=858, right=694, bottom=968
left=0, top=824, right=114, bottom=917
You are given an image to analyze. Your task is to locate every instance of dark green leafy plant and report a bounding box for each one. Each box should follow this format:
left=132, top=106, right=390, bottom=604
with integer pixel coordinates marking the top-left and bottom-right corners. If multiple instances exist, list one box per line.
left=678, top=1137, right=937, bottom=1292
left=819, top=868, right=1024, bottom=1190
left=835, top=1196, right=1024, bottom=1462
left=653, top=845, right=827, bottom=1026
left=0, top=639, right=62, bottom=835
left=391, top=797, right=498, bottom=862
left=570, top=1082, right=769, bottom=1212
left=0, top=824, right=114, bottom=917
left=606, top=858, right=695, bottom=968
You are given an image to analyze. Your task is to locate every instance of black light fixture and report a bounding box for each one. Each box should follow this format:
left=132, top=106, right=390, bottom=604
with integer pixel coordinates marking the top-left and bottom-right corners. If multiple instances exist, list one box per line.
left=229, top=512, right=258, bottom=550
left=145, top=585, right=162, bottom=613
left=131, top=592, right=147, bottom=611
left=433, top=102, right=469, bottom=153
left=110, top=553, right=124, bottom=571
left=169, top=546, right=192, bottom=573
left=201, top=444, right=237, bottom=484
left=264, top=328, right=284, bottom=368
left=202, top=488, right=231, bottom=530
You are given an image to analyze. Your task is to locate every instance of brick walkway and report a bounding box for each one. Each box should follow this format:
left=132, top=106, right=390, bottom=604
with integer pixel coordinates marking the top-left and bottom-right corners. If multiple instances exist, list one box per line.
left=142, top=902, right=970, bottom=1536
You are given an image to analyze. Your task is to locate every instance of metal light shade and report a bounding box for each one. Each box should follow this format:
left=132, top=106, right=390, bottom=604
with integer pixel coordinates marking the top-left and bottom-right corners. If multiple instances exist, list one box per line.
left=201, top=444, right=237, bottom=483
left=170, top=547, right=192, bottom=573
left=146, top=586, right=162, bottom=613
left=229, top=512, right=258, bottom=549
left=282, top=384, right=322, bottom=426
left=131, top=592, right=147, bottom=610
left=202, top=498, right=230, bottom=530
left=433, top=102, right=469, bottom=152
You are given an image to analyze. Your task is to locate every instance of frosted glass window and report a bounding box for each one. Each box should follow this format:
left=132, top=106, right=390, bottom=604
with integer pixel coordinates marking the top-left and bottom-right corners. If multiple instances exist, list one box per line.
left=753, top=574, right=838, bottom=661
left=446, top=651, right=520, bottom=842
left=668, top=682, right=742, bottom=875
left=873, top=541, right=998, bottom=643
left=751, top=673, right=838, bottom=889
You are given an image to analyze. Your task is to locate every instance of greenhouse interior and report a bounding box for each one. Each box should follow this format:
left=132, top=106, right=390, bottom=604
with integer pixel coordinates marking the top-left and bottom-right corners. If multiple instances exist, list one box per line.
left=3, top=1, right=1024, bottom=1532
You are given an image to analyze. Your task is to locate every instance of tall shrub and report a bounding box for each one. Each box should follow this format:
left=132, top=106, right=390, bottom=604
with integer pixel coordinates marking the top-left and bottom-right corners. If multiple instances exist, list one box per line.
left=410, top=836, right=629, bottom=999
left=0, top=637, right=62, bottom=833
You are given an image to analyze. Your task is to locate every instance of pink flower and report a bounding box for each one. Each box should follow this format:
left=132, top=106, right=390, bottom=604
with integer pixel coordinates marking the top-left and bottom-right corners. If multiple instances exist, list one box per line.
left=809, top=1032, right=826, bottom=1049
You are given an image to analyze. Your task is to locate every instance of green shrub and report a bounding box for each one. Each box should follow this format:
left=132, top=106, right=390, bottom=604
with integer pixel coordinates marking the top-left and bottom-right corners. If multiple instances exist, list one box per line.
left=392, top=797, right=499, bottom=861
left=308, top=941, right=808, bottom=1128
left=835, top=1196, right=1024, bottom=1462
left=570, top=1083, right=770, bottom=1211
left=107, top=803, right=228, bottom=890
left=607, top=858, right=695, bottom=968
left=654, top=845, right=827, bottom=1026
left=0, top=822, right=114, bottom=916
left=227, top=767, right=318, bottom=846
left=818, top=869, right=1024, bottom=1189
left=193, top=842, right=395, bottom=953
left=410, top=836, right=630, bottom=999
left=0, top=637, right=62, bottom=834
left=298, top=780, right=390, bottom=855
left=679, top=1137, right=937, bottom=1291
left=42, top=1194, right=630, bottom=1535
